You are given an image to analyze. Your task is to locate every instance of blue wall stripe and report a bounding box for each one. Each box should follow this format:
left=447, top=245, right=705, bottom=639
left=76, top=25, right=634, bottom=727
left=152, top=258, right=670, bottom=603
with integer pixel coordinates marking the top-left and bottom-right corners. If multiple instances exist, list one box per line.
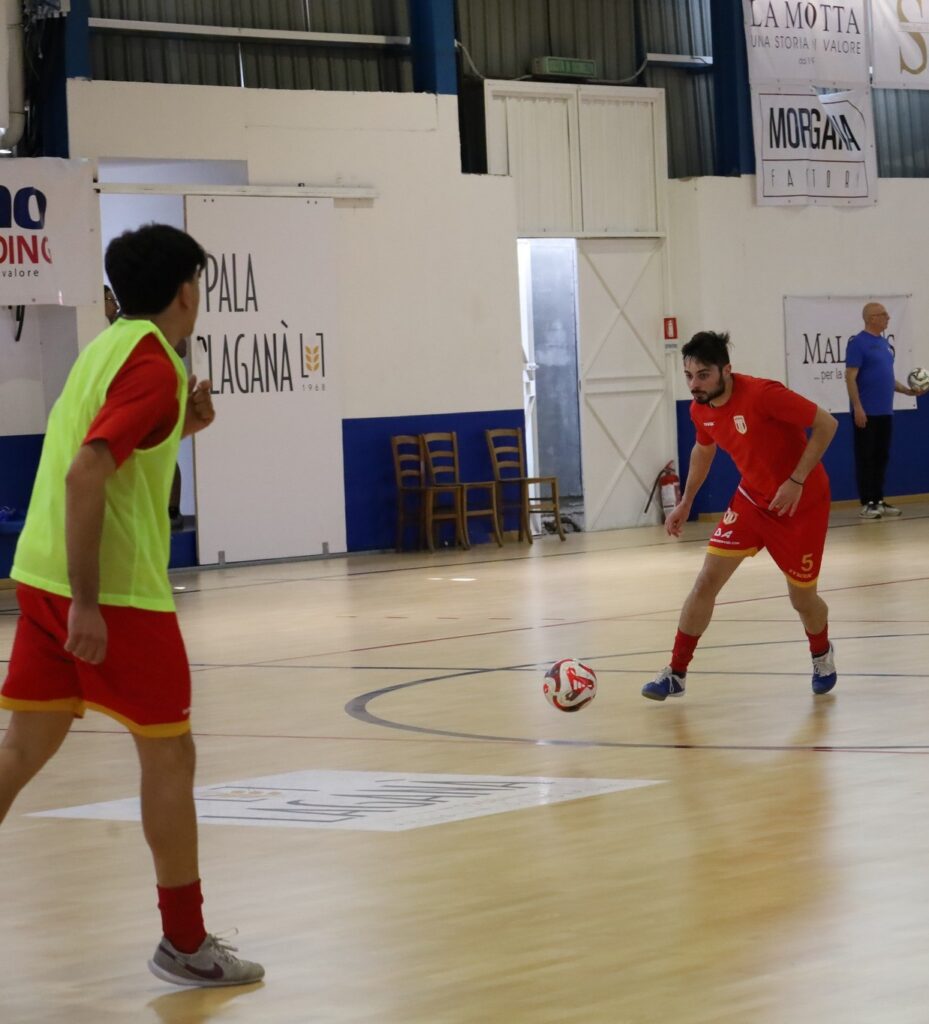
left=675, top=399, right=929, bottom=517
left=0, top=434, right=44, bottom=577
left=0, top=433, right=195, bottom=577
left=342, top=408, right=524, bottom=552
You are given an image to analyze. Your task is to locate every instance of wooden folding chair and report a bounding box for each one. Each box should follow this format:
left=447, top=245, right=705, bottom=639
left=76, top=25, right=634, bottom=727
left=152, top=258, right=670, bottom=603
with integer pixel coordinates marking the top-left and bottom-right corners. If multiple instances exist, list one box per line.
left=390, top=434, right=466, bottom=552
left=420, top=432, right=503, bottom=548
left=485, top=427, right=566, bottom=543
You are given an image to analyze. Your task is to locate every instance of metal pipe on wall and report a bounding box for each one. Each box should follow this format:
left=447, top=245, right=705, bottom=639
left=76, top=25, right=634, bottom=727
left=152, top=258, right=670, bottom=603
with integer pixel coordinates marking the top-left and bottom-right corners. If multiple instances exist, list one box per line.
left=1, top=0, right=25, bottom=150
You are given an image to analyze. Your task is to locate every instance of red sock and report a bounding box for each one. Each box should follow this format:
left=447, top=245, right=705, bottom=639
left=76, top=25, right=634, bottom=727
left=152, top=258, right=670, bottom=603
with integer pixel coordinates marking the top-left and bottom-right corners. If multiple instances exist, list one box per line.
left=157, top=880, right=207, bottom=954
left=670, top=630, right=700, bottom=676
left=806, top=625, right=829, bottom=657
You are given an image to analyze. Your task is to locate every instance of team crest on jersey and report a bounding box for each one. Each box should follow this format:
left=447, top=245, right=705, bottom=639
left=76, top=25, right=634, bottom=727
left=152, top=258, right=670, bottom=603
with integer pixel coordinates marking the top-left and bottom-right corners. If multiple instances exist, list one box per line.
left=733, top=415, right=747, bottom=434
left=722, top=509, right=738, bottom=525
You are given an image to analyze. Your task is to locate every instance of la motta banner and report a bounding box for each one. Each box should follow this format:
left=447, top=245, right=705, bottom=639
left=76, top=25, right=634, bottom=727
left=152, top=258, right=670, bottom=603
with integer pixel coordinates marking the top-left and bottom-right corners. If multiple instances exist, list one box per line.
left=870, top=0, right=929, bottom=89
left=784, top=295, right=915, bottom=413
left=743, top=0, right=868, bottom=86
left=753, top=86, right=877, bottom=205
left=0, top=158, right=97, bottom=305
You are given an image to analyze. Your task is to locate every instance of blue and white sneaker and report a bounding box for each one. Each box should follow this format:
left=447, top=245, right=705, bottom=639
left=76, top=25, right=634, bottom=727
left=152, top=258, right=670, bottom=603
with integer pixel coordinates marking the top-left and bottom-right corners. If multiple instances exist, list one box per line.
left=811, top=642, right=837, bottom=695
left=641, top=666, right=686, bottom=701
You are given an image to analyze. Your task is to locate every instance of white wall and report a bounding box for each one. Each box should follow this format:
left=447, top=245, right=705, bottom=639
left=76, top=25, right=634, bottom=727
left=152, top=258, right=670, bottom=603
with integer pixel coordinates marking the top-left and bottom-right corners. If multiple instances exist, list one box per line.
left=68, top=80, right=525, bottom=420
left=0, top=305, right=83, bottom=437
left=0, top=308, right=44, bottom=435
left=667, top=175, right=929, bottom=397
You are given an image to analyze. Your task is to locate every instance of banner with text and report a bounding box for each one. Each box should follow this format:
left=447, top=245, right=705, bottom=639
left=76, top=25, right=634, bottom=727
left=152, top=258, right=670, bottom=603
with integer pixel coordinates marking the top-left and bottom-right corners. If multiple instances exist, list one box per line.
left=784, top=295, right=915, bottom=412
left=870, top=0, right=929, bottom=89
left=743, top=0, right=869, bottom=87
left=753, top=86, right=878, bottom=205
left=0, top=158, right=98, bottom=305
left=185, top=195, right=345, bottom=563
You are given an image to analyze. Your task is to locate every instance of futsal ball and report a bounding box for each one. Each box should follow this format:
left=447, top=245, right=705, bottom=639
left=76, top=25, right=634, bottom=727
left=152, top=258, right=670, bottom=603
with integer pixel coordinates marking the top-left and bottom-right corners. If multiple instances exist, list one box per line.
left=907, top=367, right=929, bottom=392
left=543, top=658, right=597, bottom=712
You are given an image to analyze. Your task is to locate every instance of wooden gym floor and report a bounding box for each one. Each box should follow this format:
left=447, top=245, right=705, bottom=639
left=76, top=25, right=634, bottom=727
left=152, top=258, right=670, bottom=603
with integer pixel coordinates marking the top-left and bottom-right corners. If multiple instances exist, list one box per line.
left=2, top=503, right=929, bottom=1024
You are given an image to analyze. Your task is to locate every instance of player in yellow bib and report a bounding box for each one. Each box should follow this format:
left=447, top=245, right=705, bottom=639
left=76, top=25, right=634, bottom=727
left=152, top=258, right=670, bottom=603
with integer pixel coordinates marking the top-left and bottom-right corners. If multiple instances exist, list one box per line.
left=0, top=224, right=264, bottom=987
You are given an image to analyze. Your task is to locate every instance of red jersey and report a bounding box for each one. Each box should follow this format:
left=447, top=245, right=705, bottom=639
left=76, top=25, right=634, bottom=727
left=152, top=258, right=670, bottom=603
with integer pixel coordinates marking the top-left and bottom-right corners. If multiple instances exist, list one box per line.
left=690, top=373, right=829, bottom=507
left=83, top=334, right=180, bottom=467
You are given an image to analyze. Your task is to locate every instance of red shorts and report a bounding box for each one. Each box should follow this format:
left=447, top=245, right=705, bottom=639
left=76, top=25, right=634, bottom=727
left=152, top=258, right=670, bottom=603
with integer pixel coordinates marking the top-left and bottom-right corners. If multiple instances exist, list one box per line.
left=1, top=584, right=191, bottom=737
left=707, top=488, right=830, bottom=587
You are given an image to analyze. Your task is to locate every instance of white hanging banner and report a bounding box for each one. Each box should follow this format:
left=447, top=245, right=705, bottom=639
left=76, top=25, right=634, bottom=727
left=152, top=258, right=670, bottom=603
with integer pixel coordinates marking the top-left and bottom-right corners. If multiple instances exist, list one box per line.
left=753, top=86, right=878, bottom=205
left=185, top=195, right=345, bottom=563
left=743, top=0, right=869, bottom=86
left=0, top=158, right=97, bottom=305
left=784, top=295, right=915, bottom=413
left=870, top=0, right=929, bottom=89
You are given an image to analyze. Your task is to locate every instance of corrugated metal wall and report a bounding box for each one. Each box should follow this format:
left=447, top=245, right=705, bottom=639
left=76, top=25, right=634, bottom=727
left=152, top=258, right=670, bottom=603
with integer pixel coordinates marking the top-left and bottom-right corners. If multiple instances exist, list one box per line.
left=873, top=89, right=929, bottom=178
left=82, top=1, right=929, bottom=180
left=457, top=0, right=715, bottom=178
left=456, top=0, right=638, bottom=81
left=88, top=0, right=412, bottom=91
left=638, top=0, right=714, bottom=179
left=90, top=1, right=409, bottom=34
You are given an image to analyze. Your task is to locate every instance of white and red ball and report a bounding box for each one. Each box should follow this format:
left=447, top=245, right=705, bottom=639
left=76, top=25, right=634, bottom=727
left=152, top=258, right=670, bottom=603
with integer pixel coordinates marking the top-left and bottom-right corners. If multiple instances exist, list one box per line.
left=543, top=658, right=598, bottom=712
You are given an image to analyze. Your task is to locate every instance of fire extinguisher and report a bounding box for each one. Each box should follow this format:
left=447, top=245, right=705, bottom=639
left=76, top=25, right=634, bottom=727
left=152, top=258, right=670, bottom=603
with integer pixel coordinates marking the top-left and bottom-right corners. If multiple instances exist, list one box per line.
left=644, top=461, right=682, bottom=522
left=659, top=461, right=682, bottom=517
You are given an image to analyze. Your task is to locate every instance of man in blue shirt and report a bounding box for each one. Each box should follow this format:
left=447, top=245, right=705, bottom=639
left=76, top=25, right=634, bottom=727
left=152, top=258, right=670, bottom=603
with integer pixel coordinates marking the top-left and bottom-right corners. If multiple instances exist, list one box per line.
left=845, top=302, right=924, bottom=519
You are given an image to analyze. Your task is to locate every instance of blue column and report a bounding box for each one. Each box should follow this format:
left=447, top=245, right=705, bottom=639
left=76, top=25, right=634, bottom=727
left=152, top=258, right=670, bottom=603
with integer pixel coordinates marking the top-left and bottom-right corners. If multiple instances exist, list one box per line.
left=408, top=0, right=457, bottom=95
left=37, top=0, right=90, bottom=157
left=709, top=0, right=754, bottom=176
left=65, top=0, right=92, bottom=80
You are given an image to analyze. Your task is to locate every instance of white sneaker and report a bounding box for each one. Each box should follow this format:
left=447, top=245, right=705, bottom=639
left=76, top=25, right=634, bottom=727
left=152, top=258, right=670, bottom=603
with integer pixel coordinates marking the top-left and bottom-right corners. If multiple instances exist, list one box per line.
left=641, top=666, right=686, bottom=701
left=811, top=642, right=837, bottom=695
left=858, top=502, right=882, bottom=519
left=878, top=501, right=902, bottom=517
left=148, top=933, right=265, bottom=987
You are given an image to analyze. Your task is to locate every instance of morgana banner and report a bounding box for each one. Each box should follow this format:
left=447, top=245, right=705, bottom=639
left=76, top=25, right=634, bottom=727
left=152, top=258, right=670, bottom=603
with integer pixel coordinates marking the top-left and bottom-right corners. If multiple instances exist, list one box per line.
left=743, top=1, right=869, bottom=87
left=752, top=86, right=878, bottom=205
left=0, top=158, right=98, bottom=306
left=870, top=0, right=929, bottom=89
left=784, top=295, right=915, bottom=413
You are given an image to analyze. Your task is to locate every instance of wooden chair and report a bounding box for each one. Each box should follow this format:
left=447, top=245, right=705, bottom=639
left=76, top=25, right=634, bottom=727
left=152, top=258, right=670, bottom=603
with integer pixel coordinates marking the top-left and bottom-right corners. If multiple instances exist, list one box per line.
left=420, top=432, right=503, bottom=548
left=390, top=434, right=466, bottom=552
left=485, top=427, right=566, bottom=543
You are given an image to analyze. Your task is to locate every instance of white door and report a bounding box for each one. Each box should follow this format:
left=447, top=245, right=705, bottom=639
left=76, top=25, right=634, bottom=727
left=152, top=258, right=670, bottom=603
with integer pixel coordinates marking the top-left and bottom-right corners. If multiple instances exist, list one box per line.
left=186, top=195, right=345, bottom=563
left=516, top=240, right=539, bottom=474
left=576, top=237, right=674, bottom=530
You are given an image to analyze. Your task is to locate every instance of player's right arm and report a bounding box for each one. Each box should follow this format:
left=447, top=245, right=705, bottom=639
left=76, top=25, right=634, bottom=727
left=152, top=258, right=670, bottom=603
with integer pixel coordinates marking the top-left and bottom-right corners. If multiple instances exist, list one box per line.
left=64, top=337, right=178, bottom=664
left=666, top=441, right=716, bottom=537
left=845, top=366, right=866, bottom=428
left=64, top=439, right=117, bottom=664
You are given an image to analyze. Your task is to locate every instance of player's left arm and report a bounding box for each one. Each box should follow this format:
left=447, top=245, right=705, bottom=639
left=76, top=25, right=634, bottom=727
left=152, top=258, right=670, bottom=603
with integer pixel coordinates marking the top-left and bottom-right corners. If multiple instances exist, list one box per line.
left=894, top=379, right=925, bottom=397
left=768, top=405, right=838, bottom=517
left=182, top=376, right=216, bottom=437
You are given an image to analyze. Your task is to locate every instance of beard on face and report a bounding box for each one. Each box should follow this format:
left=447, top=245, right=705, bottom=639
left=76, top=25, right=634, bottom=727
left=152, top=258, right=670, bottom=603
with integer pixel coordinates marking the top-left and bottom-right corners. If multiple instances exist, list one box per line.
left=691, top=375, right=726, bottom=405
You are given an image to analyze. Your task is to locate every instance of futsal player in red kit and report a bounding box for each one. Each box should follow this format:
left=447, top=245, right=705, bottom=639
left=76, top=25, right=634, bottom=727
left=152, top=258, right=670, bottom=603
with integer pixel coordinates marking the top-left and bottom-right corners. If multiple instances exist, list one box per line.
left=643, top=331, right=839, bottom=700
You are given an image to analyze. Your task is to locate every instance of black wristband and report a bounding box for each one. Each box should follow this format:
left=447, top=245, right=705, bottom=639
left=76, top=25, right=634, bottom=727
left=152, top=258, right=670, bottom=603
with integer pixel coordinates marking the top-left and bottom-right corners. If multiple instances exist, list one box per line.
left=789, top=476, right=804, bottom=485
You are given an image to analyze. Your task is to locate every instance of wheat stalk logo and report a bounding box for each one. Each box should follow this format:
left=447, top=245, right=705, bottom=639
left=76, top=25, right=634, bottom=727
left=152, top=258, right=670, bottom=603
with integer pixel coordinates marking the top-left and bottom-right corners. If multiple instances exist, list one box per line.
left=305, top=345, right=321, bottom=373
